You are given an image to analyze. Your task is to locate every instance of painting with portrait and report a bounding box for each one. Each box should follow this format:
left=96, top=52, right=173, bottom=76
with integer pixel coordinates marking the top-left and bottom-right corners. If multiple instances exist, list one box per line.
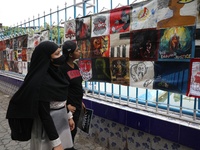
left=157, top=0, right=197, bottom=28
left=78, top=58, right=92, bottom=81
left=159, top=26, right=195, bottom=60
left=110, top=57, right=129, bottom=86
left=77, top=39, right=91, bottom=58
left=64, top=19, right=76, bottom=41
left=91, top=58, right=111, bottom=82
left=90, top=35, right=110, bottom=57
left=130, top=29, right=159, bottom=61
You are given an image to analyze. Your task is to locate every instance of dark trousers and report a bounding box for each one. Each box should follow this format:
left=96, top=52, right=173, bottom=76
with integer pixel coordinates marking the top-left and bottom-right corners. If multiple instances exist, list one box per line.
left=71, top=109, right=81, bottom=142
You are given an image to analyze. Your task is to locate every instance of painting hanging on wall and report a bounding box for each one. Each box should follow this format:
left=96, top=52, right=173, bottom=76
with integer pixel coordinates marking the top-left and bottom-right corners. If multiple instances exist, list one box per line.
left=64, top=19, right=76, bottom=41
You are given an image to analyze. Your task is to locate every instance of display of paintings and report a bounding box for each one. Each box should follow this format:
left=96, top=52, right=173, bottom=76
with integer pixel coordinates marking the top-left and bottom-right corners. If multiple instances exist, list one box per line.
left=159, top=26, right=195, bottom=60
left=110, top=57, right=129, bottom=86
left=77, top=39, right=91, bottom=58
left=90, top=35, right=110, bottom=57
left=131, top=0, right=157, bottom=30
left=91, top=58, right=111, bottom=82
left=76, top=16, right=91, bottom=40
left=110, top=32, right=130, bottom=58
left=187, top=59, right=200, bottom=97
left=27, top=30, right=49, bottom=48
left=129, top=61, right=154, bottom=89
left=130, top=28, right=160, bottom=61
left=157, top=0, right=197, bottom=28
left=153, top=61, right=190, bottom=94
left=91, top=12, right=110, bottom=37
left=110, top=6, right=131, bottom=34
left=78, top=58, right=92, bottom=81
left=64, top=19, right=76, bottom=41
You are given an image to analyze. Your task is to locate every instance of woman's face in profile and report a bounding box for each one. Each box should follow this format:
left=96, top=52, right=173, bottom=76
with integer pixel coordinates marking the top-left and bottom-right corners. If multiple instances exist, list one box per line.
left=51, top=48, right=62, bottom=59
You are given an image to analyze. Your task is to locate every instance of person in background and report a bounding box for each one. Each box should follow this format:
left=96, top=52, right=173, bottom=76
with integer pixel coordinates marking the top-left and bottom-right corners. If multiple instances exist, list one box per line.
left=6, top=41, right=74, bottom=150
left=60, top=40, right=85, bottom=150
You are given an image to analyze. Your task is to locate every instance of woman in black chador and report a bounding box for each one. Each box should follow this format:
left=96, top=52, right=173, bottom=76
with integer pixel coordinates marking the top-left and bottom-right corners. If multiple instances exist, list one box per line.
left=6, top=41, right=74, bottom=150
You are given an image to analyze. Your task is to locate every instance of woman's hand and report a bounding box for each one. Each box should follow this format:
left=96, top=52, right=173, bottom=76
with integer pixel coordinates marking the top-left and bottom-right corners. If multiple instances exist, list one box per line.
left=67, top=104, right=76, bottom=113
left=53, top=144, right=63, bottom=150
left=68, top=118, right=75, bottom=131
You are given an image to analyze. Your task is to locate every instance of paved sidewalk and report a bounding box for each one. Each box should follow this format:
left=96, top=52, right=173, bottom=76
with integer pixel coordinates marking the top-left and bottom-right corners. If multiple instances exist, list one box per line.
left=0, top=91, right=107, bottom=150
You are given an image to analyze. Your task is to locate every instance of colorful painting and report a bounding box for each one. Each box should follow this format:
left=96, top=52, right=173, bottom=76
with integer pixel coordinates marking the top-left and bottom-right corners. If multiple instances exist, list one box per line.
left=76, top=16, right=91, bottom=40
left=153, top=61, right=190, bottom=94
left=21, top=48, right=27, bottom=61
left=157, top=0, right=197, bottom=28
left=64, top=19, right=76, bottom=41
left=110, top=57, right=129, bottom=86
left=91, top=58, right=111, bottom=82
left=90, top=35, right=110, bottom=57
left=131, top=0, right=157, bottom=30
left=130, top=29, right=160, bottom=61
left=77, top=39, right=91, bottom=58
left=110, top=32, right=130, bottom=58
left=17, top=35, right=28, bottom=49
left=78, top=58, right=92, bottom=81
left=159, top=26, right=195, bottom=60
left=130, top=61, right=154, bottom=89
left=27, top=30, right=49, bottom=48
left=187, top=58, right=200, bottom=97
left=110, top=6, right=130, bottom=34
left=91, top=12, right=110, bottom=37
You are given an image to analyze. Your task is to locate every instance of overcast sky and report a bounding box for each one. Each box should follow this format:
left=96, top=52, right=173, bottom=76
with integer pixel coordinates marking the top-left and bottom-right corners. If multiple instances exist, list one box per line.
left=0, top=0, right=139, bottom=27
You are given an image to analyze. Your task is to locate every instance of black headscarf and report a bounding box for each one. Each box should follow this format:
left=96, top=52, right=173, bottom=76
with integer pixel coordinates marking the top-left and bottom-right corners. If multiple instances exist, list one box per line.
left=6, top=41, right=69, bottom=119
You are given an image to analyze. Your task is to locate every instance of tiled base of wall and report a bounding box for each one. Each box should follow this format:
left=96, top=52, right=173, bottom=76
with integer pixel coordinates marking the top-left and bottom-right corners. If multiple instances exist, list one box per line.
left=89, top=115, right=192, bottom=150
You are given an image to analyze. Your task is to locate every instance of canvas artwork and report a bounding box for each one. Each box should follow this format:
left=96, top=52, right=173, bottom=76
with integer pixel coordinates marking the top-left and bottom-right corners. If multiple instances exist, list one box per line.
left=27, top=30, right=49, bottom=48
left=90, top=35, right=110, bottom=57
left=22, top=61, right=28, bottom=75
left=76, top=16, right=91, bottom=40
left=91, top=58, right=111, bottom=82
left=159, top=26, right=195, bottom=60
left=18, top=61, right=23, bottom=74
left=131, top=0, right=157, bottom=30
left=77, top=39, right=91, bottom=58
left=129, top=61, right=154, bottom=89
left=64, top=19, right=76, bottom=41
left=21, top=48, right=27, bottom=61
left=91, top=12, right=110, bottom=37
left=17, top=35, right=28, bottom=49
left=153, top=61, right=190, bottom=94
left=110, top=6, right=131, bottom=34
left=17, top=49, right=22, bottom=61
left=186, top=58, right=200, bottom=97
left=130, top=29, right=160, bottom=61
left=110, top=57, right=129, bottom=86
left=110, top=32, right=130, bottom=58
left=157, top=0, right=197, bottom=28
left=0, top=41, right=6, bottom=51
left=0, top=51, right=4, bottom=70
left=78, top=58, right=92, bottom=81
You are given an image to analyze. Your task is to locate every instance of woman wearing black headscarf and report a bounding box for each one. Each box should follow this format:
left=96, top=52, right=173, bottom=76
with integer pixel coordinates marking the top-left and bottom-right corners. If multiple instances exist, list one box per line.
left=6, top=41, right=74, bottom=150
